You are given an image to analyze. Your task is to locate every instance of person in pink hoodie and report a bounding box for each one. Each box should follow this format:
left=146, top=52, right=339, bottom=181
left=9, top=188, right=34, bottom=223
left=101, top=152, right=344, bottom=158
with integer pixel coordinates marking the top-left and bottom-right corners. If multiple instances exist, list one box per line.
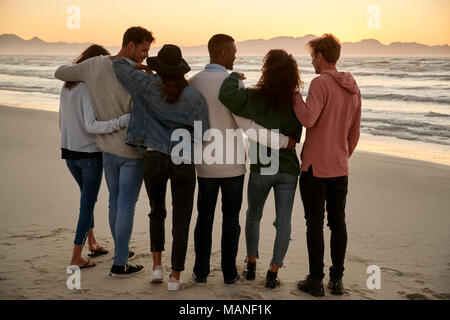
left=292, top=34, right=361, bottom=297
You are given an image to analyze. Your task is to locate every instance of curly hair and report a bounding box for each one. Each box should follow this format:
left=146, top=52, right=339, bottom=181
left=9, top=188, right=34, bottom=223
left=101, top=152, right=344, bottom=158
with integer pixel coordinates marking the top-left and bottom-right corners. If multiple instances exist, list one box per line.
left=254, top=49, right=303, bottom=107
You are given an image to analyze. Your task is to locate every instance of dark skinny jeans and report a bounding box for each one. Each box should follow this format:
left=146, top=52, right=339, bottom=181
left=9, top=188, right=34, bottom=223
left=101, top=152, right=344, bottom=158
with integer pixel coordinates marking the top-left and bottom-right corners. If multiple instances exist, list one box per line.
left=299, top=166, right=348, bottom=280
left=143, top=150, right=196, bottom=272
left=193, top=174, right=244, bottom=281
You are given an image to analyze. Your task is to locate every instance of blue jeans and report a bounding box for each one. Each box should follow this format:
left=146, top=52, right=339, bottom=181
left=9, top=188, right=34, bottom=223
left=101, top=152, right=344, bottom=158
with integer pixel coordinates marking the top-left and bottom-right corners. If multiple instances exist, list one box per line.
left=66, top=157, right=103, bottom=246
left=103, top=151, right=143, bottom=266
left=246, top=171, right=297, bottom=266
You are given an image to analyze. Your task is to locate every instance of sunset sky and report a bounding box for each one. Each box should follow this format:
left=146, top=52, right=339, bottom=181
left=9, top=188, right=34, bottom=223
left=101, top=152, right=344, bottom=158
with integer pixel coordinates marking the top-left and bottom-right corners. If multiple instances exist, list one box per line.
left=1, top=0, right=449, bottom=47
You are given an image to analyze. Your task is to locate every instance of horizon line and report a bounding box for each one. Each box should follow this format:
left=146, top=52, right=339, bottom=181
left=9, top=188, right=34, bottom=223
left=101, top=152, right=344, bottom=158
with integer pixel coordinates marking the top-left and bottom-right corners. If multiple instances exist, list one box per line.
left=2, top=33, right=449, bottom=48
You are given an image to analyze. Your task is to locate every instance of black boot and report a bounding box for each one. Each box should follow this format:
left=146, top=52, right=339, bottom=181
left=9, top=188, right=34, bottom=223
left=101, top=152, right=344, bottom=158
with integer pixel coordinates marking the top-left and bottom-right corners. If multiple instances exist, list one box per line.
left=265, top=270, right=280, bottom=289
left=242, top=261, right=256, bottom=280
left=297, top=275, right=325, bottom=297
left=328, top=277, right=344, bottom=295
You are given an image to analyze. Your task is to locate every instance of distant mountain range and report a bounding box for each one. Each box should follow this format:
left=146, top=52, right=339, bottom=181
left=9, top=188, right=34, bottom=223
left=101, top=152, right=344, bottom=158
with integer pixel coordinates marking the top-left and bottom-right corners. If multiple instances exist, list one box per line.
left=0, top=34, right=449, bottom=56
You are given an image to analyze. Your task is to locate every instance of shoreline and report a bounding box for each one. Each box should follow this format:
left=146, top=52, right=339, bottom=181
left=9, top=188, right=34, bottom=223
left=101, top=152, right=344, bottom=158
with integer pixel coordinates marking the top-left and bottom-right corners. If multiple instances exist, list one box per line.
left=1, top=103, right=449, bottom=167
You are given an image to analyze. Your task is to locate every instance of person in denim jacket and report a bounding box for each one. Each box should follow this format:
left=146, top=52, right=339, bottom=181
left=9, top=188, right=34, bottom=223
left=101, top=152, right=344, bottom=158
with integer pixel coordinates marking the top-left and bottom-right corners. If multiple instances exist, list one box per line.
left=113, top=44, right=209, bottom=291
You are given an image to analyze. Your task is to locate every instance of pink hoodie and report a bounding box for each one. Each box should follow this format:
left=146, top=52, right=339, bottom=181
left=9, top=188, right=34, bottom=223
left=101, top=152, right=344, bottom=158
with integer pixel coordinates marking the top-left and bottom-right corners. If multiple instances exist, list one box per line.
left=293, top=70, right=361, bottom=178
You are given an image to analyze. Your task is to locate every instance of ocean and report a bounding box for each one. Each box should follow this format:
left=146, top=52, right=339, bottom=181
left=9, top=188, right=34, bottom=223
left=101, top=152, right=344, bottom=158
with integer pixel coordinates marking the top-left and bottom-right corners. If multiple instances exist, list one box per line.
left=0, top=55, right=449, bottom=164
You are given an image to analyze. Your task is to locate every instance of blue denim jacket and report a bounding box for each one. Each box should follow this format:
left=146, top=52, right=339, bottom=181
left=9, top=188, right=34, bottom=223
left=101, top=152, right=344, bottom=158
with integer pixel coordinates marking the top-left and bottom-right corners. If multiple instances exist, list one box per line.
left=113, top=58, right=209, bottom=162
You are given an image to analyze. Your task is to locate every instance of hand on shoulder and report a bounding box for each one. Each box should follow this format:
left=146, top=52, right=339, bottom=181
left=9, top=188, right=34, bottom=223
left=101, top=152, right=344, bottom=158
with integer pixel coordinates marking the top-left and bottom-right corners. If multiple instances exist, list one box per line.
left=136, top=63, right=153, bottom=74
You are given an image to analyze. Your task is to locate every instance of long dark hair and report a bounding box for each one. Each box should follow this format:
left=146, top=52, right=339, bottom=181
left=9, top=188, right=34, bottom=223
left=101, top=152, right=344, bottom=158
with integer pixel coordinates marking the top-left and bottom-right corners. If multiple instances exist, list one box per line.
left=158, top=72, right=189, bottom=104
left=64, top=44, right=110, bottom=90
left=254, top=49, right=303, bottom=107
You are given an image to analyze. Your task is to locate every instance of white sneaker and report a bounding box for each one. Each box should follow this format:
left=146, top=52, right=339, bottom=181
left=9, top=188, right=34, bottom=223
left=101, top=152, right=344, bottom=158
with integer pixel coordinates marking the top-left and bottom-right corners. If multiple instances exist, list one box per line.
left=151, top=266, right=164, bottom=283
left=167, top=275, right=182, bottom=291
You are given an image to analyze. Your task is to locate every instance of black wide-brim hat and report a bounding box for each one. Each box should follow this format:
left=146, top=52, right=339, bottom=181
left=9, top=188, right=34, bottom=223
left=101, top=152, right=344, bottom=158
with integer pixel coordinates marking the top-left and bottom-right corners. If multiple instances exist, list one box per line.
left=147, top=44, right=191, bottom=76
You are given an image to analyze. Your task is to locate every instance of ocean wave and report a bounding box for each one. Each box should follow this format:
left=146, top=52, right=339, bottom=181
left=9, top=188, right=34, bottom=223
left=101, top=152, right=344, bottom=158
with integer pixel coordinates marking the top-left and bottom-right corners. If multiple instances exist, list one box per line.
left=351, top=71, right=450, bottom=80
left=362, top=93, right=450, bottom=105
left=362, top=117, right=450, bottom=131
left=425, top=111, right=450, bottom=118
left=362, top=118, right=450, bottom=145
left=359, top=85, right=442, bottom=91
left=364, top=128, right=450, bottom=146
left=0, top=68, right=55, bottom=80
left=369, top=124, right=450, bottom=139
left=361, top=117, right=450, bottom=143
left=0, top=84, right=60, bottom=95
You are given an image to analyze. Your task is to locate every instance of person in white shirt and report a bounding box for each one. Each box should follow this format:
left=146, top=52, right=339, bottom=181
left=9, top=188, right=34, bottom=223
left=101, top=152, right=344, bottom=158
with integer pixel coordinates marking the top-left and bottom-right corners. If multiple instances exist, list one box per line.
left=189, top=34, right=296, bottom=284
left=59, top=45, right=129, bottom=269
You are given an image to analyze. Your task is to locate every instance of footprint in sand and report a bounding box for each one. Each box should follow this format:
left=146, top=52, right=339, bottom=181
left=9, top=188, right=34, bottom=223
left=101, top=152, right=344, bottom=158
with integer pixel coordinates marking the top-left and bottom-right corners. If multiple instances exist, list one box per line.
left=8, top=228, right=71, bottom=241
left=381, top=267, right=404, bottom=277
left=419, top=288, right=450, bottom=300
left=432, top=292, right=450, bottom=300
left=397, top=291, right=430, bottom=300
left=231, top=289, right=263, bottom=300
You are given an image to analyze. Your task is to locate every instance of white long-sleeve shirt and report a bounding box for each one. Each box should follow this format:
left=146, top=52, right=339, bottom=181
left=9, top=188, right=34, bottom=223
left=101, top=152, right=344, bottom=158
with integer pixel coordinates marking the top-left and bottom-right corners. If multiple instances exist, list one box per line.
left=59, top=82, right=129, bottom=153
left=55, top=56, right=139, bottom=158
left=189, top=64, right=289, bottom=178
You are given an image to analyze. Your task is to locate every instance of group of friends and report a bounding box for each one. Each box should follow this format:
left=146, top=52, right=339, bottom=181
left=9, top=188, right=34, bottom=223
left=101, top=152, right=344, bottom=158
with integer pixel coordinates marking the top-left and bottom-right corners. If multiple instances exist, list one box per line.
left=56, top=26, right=361, bottom=296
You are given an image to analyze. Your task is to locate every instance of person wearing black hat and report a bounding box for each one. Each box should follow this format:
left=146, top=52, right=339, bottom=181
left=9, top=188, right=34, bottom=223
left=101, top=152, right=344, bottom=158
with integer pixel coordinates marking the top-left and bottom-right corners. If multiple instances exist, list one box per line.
left=112, top=44, right=209, bottom=291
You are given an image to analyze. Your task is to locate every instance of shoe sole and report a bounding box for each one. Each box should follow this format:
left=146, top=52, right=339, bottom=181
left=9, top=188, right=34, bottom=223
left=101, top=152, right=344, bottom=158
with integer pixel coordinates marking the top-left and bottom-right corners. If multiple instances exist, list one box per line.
left=265, top=281, right=281, bottom=289
left=297, top=286, right=325, bottom=297
left=330, top=290, right=344, bottom=295
left=109, top=268, right=144, bottom=278
left=328, top=283, right=344, bottom=295
left=242, top=271, right=255, bottom=281
left=193, top=279, right=207, bottom=283
left=167, top=282, right=182, bottom=291
left=151, top=277, right=164, bottom=283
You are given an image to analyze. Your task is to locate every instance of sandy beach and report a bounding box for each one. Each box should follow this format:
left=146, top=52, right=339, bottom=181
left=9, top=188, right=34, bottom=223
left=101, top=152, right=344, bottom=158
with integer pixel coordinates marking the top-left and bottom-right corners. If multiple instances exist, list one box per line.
left=0, top=104, right=449, bottom=300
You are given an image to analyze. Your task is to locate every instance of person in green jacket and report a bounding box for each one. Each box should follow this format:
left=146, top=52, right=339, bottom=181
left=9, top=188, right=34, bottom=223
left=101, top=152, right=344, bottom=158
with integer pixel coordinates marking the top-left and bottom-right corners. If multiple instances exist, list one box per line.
left=219, top=49, right=303, bottom=288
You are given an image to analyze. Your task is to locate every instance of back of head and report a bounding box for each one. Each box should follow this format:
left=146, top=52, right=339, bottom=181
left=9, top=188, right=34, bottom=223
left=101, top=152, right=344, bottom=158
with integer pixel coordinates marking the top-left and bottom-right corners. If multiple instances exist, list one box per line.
left=207, top=34, right=234, bottom=59
left=255, top=49, right=302, bottom=107
left=64, top=44, right=110, bottom=90
left=158, top=72, right=189, bottom=104
left=122, top=26, right=155, bottom=47
left=307, top=33, right=341, bottom=64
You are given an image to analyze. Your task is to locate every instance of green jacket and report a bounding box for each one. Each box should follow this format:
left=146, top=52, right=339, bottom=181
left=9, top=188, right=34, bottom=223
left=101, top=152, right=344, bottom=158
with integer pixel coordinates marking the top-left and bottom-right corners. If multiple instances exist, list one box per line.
left=219, top=72, right=302, bottom=176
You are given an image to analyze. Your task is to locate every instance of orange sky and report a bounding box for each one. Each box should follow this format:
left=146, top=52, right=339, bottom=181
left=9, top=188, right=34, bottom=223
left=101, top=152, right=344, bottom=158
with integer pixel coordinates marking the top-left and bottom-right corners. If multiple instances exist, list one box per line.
left=1, top=0, right=449, bottom=46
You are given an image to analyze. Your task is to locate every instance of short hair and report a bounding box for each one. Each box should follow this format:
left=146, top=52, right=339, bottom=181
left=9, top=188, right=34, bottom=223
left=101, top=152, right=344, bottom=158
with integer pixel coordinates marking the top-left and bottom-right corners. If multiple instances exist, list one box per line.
left=208, top=34, right=235, bottom=58
left=307, top=34, right=341, bottom=64
left=122, top=26, right=155, bottom=47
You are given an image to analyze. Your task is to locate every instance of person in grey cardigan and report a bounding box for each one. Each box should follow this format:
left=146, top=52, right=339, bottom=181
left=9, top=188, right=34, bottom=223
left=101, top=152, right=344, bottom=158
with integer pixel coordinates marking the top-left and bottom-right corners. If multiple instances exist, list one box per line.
left=59, top=45, right=129, bottom=269
left=55, top=27, right=155, bottom=277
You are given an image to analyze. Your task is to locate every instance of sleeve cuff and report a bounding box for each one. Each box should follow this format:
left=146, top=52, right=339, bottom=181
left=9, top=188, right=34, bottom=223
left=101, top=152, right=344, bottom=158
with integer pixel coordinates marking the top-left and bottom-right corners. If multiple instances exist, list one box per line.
left=230, top=72, right=241, bottom=79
